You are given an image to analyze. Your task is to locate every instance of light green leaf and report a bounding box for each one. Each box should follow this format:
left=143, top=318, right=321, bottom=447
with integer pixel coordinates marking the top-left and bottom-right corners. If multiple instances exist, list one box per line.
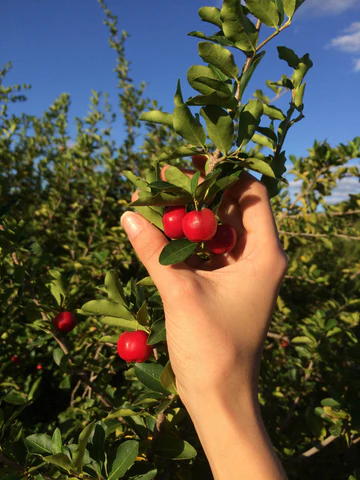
left=263, top=104, right=286, bottom=121
left=198, top=6, right=222, bottom=27
left=200, top=105, right=234, bottom=153
left=72, top=422, right=95, bottom=473
left=164, top=166, right=192, bottom=193
left=44, top=454, right=72, bottom=473
left=198, top=42, right=239, bottom=80
left=252, top=133, right=275, bottom=150
left=187, top=65, right=232, bottom=96
left=130, top=191, right=191, bottom=207
left=81, top=299, right=134, bottom=320
left=133, top=206, right=164, bottom=231
left=136, top=276, right=155, bottom=287
left=245, top=0, right=279, bottom=28
left=173, top=104, right=206, bottom=147
left=53, top=348, right=64, bottom=366
left=292, top=336, right=316, bottom=345
left=101, top=316, right=144, bottom=331
left=220, top=0, right=258, bottom=52
left=25, top=434, right=53, bottom=455
left=242, top=157, right=276, bottom=178
left=140, top=110, right=173, bottom=127
left=283, top=0, right=305, bottom=19
left=105, top=270, right=127, bottom=306
left=51, top=428, right=63, bottom=455
left=108, top=441, right=139, bottom=480
left=47, top=270, right=65, bottom=307
left=122, top=171, right=149, bottom=192
left=160, top=361, right=178, bottom=395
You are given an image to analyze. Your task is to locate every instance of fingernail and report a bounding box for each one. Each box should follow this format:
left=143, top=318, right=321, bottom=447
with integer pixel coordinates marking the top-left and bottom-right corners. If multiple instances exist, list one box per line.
left=121, top=212, right=144, bottom=239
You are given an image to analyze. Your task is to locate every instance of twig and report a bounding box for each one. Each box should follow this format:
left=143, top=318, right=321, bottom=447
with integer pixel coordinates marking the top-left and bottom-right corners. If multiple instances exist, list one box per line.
left=256, top=20, right=291, bottom=52
left=299, top=435, right=338, bottom=458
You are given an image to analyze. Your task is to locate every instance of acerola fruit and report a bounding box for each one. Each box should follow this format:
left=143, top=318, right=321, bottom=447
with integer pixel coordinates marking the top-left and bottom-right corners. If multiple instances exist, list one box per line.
left=53, top=311, right=77, bottom=333
left=163, top=206, right=187, bottom=239
left=182, top=208, right=218, bottom=242
left=11, top=355, right=20, bottom=365
left=281, top=339, right=289, bottom=348
left=117, top=330, right=152, bottom=363
left=36, top=364, right=43, bottom=371
left=206, top=224, right=237, bottom=255
left=192, top=154, right=208, bottom=172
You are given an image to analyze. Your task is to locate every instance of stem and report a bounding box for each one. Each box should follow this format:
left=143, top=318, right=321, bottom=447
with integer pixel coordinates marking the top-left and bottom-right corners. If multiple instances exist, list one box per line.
left=299, top=435, right=338, bottom=458
left=256, top=20, right=291, bottom=52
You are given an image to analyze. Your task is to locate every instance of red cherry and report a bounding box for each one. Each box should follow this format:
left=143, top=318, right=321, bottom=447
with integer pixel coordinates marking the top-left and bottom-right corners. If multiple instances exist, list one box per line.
left=281, top=339, right=289, bottom=348
left=117, top=331, right=153, bottom=363
left=182, top=209, right=218, bottom=243
left=192, top=155, right=208, bottom=172
left=11, top=355, right=20, bottom=365
left=206, top=224, right=237, bottom=255
left=53, top=312, right=77, bottom=333
left=36, top=364, right=43, bottom=371
left=163, top=206, right=187, bottom=239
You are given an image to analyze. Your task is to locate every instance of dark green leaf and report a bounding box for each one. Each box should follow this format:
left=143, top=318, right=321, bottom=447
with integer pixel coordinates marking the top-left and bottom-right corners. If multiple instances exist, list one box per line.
left=195, top=170, right=222, bottom=203
left=321, top=398, right=342, bottom=409
left=256, top=126, right=278, bottom=144
left=25, top=434, right=53, bottom=455
left=278, top=46, right=300, bottom=68
left=154, top=436, right=197, bottom=460
left=187, top=31, right=236, bottom=48
left=148, top=318, right=166, bottom=345
left=239, top=51, right=266, bottom=102
left=200, top=105, right=234, bottom=153
left=156, top=145, right=199, bottom=162
left=187, top=65, right=233, bottom=96
left=131, top=191, right=191, bottom=207
left=187, top=91, right=237, bottom=109
left=72, top=422, right=95, bottom=473
left=134, top=363, right=170, bottom=394
left=198, top=42, right=239, bottom=80
left=220, top=0, right=258, bottom=52
left=237, top=99, right=263, bottom=146
left=136, top=301, right=149, bottom=326
left=3, top=390, right=27, bottom=405
left=108, top=441, right=139, bottom=480
left=159, top=239, right=198, bottom=266
left=105, top=270, right=126, bottom=306
left=43, top=454, right=72, bottom=473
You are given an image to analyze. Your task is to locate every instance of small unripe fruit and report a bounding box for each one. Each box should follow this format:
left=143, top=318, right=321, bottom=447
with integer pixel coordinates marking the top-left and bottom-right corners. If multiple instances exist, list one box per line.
left=117, top=331, right=152, bottom=363
left=206, top=224, right=237, bottom=255
left=53, top=311, right=77, bottom=333
left=163, top=206, right=187, bottom=239
left=11, top=355, right=20, bottom=365
left=182, top=209, right=218, bottom=242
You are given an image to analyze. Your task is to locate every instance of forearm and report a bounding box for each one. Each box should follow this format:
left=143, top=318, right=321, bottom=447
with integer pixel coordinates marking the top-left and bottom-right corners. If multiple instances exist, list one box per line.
left=182, top=387, right=287, bottom=480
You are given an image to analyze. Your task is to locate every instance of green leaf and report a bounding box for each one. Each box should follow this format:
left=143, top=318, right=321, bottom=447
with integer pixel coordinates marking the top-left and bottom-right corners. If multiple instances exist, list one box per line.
left=81, top=299, right=134, bottom=320
left=105, top=270, right=126, bottom=306
left=292, top=53, right=313, bottom=88
left=245, top=0, right=279, bottom=28
left=134, top=363, right=170, bottom=394
left=25, top=434, right=53, bottom=455
left=164, top=166, right=192, bottom=193
left=133, top=206, right=164, bottom=231
left=53, top=348, right=64, bottom=366
left=274, top=0, right=285, bottom=25
left=220, top=0, right=258, bottom=52
left=160, top=361, right=178, bottom=395
left=140, top=110, right=173, bottom=127
left=43, top=453, right=72, bottom=473
left=252, top=133, right=275, bottom=150
left=190, top=171, right=201, bottom=196
left=277, top=46, right=300, bottom=68
left=174, top=79, right=184, bottom=107
left=159, top=239, right=198, bottom=266
left=51, top=428, right=62, bottom=455
left=187, top=65, right=232, bottom=96
left=101, top=316, right=144, bottom=331
left=294, top=82, right=306, bottom=111
left=321, top=398, right=341, bottom=409
left=200, top=105, right=234, bottom=153
left=198, top=6, right=222, bottom=27
left=305, top=407, right=326, bottom=439
left=237, top=99, right=264, bottom=146
left=136, top=301, right=149, bottom=327
left=148, top=318, right=166, bottom=345
left=187, top=31, right=236, bottom=48
left=122, top=171, right=149, bottom=192
left=131, top=191, right=191, bottom=207
left=205, top=171, right=242, bottom=203
left=156, top=145, right=199, bottom=162
left=154, top=436, right=197, bottom=460
left=239, top=51, right=266, bottom=102
left=242, top=157, right=276, bottom=178
left=3, top=390, right=27, bottom=405
left=136, top=276, right=155, bottom=287
left=292, top=336, right=315, bottom=345
left=88, top=422, right=106, bottom=467
left=256, top=126, right=278, bottom=144
left=283, top=0, right=305, bottom=19
left=187, top=91, right=237, bottom=109
left=72, top=422, right=95, bottom=473
left=329, top=422, right=342, bottom=437
left=28, top=376, right=42, bottom=401
left=195, top=170, right=222, bottom=203
left=263, top=104, right=286, bottom=121
left=173, top=104, right=206, bottom=147
left=198, top=42, right=239, bottom=80
left=133, top=392, right=165, bottom=406
left=47, top=270, right=65, bottom=307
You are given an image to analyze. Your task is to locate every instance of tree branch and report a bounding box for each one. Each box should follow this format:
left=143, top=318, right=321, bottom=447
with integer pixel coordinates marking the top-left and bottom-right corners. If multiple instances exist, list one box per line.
left=299, top=434, right=338, bottom=458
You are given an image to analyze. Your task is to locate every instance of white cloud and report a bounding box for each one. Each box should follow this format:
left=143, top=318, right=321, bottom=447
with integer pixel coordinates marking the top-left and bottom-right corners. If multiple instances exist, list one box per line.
left=328, top=22, right=360, bottom=72
left=303, top=0, right=359, bottom=15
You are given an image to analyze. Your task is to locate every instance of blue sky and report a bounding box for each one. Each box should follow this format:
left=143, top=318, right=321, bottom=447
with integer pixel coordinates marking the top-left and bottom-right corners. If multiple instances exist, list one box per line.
left=1, top=0, right=359, bottom=198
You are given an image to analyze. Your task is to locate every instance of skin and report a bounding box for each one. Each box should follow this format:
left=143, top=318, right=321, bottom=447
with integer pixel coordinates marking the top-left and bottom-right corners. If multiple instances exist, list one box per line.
left=123, top=168, right=288, bottom=479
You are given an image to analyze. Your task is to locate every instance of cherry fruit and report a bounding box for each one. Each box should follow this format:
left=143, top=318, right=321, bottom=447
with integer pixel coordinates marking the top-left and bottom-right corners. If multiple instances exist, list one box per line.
left=182, top=208, right=218, bottom=242
left=53, top=311, right=77, bottom=333
left=163, top=206, right=187, bottom=239
left=117, top=331, right=152, bottom=363
left=192, top=154, right=208, bottom=172
left=11, top=355, right=20, bottom=365
left=206, top=224, right=237, bottom=255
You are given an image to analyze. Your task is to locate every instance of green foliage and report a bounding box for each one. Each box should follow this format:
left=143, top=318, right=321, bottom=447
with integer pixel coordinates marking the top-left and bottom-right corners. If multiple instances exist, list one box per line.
left=0, top=1, right=359, bottom=479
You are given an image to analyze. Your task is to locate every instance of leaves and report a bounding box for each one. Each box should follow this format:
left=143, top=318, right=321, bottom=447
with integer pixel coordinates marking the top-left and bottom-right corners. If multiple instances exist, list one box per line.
left=25, top=434, right=53, bottom=455
left=237, top=99, right=264, bottom=146
left=198, top=6, right=222, bottom=28
left=160, top=361, right=177, bottom=395
left=148, top=318, right=166, bottom=345
left=159, top=239, right=198, bottom=266
left=198, top=42, right=239, bottom=80
left=220, top=0, right=258, bottom=53
left=154, top=436, right=197, bottom=460
left=245, top=0, right=279, bottom=28
left=200, top=105, right=234, bottom=153
left=81, top=299, right=134, bottom=320
left=105, top=270, right=127, bottom=306
left=134, top=363, right=170, bottom=394
left=173, top=104, right=206, bottom=147
left=72, top=421, right=95, bottom=473
left=140, top=110, right=173, bottom=127
left=108, top=440, right=139, bottom=480
left=239, top=51, right=266, bottom=102
left=187, top=65, right=232, bottom=96
left=164, top=166, right=192, bottom=193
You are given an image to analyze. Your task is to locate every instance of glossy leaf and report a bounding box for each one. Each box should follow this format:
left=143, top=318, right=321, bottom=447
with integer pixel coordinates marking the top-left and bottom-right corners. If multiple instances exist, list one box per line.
left=242, top=157, right=276, bottom=178
left=200, top=105, right=234, bottom=153
left=198, top=42, right=239, bottom=80
left=154, top=436, right=197, bottom=460
left=134, top=363, right=170, bottom=394
left=263, top=104, right=286, bottom=121
left=245, top=0, right=279, bottom=28
left=81, top=299, right=134, bottom=320
left=105, top=270, right=126, bottom=306
left=187, top=65, right=232, bottom=96
left=198, top=6, right=222, bottom=27
left=160, top=361, right=178, bottom=395
left=44, top=453, right=72, bottom=473
left=159, top=238, right=198, bottom=266
left=164, top=166, right=192, bottom=193
left=237, top=99, right=264, bottom=146
left=173, top=104, right=206, bottom=147
left=220, top=0, right=258, bottom=52
left=108, top=440, right=139, bottom=480
left=148, top=318, right=166, bottom=345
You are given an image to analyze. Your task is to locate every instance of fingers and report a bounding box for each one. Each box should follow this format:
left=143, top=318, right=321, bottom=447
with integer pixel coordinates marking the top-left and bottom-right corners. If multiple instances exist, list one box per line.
left=121, top=212, right=189, bottom=293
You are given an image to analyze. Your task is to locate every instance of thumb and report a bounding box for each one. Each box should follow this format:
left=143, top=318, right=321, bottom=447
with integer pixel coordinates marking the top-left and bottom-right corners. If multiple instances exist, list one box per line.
left=120, top=211, right=182, bottom=292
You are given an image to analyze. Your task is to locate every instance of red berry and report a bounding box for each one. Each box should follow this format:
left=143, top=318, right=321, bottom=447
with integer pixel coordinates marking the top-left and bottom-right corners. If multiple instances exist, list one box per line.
left=11, top=355, right=20, bottom=365
left=163, top=206, right=187, bottom=239
left=117, top=331, right=153, bottom=363
left=36, top=364, right=43, bottom=371
left=182, top=209, right=218, bottom=243
left=206, top=224, right=237, bottom=255
left=53, top=311, right=77, bottom=333
left=281, top=339, right=289, bottom=348
left=192, top=154, right=208, bottom=172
